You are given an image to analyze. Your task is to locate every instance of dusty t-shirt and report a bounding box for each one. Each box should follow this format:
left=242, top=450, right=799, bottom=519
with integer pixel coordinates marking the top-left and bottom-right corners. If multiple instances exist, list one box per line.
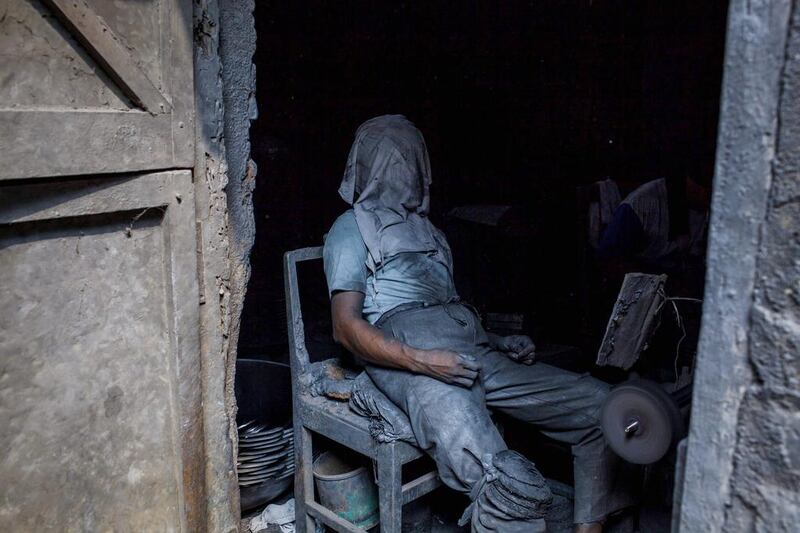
left=323, top=210, right=458, bottom=324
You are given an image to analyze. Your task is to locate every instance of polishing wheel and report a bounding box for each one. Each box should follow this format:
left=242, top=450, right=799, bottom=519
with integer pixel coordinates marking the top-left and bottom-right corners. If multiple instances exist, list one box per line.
left=600, top=379, right=684, bottom=465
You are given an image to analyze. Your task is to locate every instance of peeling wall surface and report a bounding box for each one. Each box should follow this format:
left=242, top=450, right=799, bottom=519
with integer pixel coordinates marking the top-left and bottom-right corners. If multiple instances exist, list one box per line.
left=193, top=0, right=256, bottom=530
left=219, top=0, right=257, bottom=271
left=194, top=0, right=238, bottom=529
left=680, top=1, right=800, bottom=531
left=218, top=0, right=257, bottom=447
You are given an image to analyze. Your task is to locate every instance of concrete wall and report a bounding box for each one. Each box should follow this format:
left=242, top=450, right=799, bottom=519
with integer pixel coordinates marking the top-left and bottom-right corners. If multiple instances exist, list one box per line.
left=193, top=0, right=256, bottom=530
left=680, top=1, right=800, bottom=531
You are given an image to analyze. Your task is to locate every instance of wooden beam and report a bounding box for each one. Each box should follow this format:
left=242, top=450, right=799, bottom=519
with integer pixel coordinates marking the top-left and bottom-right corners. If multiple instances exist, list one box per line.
left=305, top=501, right=367, bottom=533
left=401, top=471, right=440, bottom=505
left=40, top=0, right=171, bottom=114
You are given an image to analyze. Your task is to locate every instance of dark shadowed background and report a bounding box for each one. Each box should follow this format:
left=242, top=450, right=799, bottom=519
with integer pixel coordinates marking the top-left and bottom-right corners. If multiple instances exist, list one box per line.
left=239, top=0, right=728, bottom=362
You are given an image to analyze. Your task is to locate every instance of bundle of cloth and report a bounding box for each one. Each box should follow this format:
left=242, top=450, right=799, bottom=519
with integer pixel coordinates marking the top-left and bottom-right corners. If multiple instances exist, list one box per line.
left=306, top=359, right=415, bottom=444
left=459, top=451, right=553, bottom=533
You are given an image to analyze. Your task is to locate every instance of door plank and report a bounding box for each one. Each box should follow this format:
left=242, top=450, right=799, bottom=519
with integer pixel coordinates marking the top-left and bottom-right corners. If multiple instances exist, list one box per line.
left=0, top=109, right=187, bottom=180
left=0, top=171, right=203, bottom=531
left=0, top=0, right=194, bottom=181
left=41, top=0, right=171, bottom=114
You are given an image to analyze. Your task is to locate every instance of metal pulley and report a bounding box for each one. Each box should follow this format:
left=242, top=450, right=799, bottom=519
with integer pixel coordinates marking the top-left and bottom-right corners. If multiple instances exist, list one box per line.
left=600, top=379, right=684, bottom=465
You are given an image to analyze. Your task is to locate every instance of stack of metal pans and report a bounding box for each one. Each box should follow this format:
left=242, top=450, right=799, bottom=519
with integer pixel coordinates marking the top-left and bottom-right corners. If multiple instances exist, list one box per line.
left=234, top=359, right=294, bottom=510
left=237, top=420, right=295, bottom=487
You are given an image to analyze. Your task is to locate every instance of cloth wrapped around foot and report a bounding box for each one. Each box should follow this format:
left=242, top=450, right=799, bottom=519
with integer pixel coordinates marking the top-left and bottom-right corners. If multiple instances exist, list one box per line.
left=459, top=450, right=553, bottom=533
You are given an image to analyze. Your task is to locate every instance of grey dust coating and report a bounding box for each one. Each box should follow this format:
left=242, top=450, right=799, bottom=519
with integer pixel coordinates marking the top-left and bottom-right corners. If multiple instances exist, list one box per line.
left=0, top=0, right=259, bottom=531
left=0, top=173, right=203, bottom=531
left=679, top=0, right=800, bottom=531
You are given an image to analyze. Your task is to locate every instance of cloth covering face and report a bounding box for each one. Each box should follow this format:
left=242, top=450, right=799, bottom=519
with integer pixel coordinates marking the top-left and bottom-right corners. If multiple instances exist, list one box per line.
left=339, top=114, right=449, bottom=271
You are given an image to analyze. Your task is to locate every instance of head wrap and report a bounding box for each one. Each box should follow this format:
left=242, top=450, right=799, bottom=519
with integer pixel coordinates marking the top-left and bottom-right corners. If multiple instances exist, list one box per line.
left=340, top=115, right=447, bottom=270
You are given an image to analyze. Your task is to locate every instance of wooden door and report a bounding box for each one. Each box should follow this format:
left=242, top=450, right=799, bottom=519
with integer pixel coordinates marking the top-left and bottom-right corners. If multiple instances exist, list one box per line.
left=0, top=1, right=204, bottom=530
left=0, top=0, right=194, bottom=179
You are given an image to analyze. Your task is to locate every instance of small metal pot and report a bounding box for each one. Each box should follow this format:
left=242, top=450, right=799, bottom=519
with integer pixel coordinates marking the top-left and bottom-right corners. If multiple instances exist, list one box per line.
left=313, top=451, right=379, bottom=529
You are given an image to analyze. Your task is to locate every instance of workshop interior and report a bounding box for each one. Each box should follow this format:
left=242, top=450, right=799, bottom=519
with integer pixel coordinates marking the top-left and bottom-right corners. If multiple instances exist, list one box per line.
left=235, top=1, right=727, bottom=530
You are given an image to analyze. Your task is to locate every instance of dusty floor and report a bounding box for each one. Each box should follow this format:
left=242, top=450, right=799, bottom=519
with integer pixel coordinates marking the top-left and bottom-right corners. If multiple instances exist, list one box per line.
left=240, top=478, right=665, bottom=532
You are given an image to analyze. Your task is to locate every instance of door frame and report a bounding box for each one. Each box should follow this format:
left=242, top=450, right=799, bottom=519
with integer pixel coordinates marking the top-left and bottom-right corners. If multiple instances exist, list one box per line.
left=677, top=0, right=794, bottom=531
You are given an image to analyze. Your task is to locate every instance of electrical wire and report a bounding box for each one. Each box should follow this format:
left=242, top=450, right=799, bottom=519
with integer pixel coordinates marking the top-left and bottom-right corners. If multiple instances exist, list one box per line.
left=665, top=297, right=701, bottom=384
left=669, top=299, right=687, bottom=384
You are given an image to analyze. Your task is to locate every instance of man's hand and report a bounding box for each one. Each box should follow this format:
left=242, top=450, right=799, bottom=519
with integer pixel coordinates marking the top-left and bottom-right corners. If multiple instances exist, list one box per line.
left=493, top=334, right=536, bottom=365
left=331, top=291, right=481, bottom=386
left=412, top=350, right=481, bottom=388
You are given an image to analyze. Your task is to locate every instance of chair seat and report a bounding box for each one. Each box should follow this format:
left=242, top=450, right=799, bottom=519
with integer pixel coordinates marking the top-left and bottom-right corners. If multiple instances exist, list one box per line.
left=297, top=389, right=425, bottom=464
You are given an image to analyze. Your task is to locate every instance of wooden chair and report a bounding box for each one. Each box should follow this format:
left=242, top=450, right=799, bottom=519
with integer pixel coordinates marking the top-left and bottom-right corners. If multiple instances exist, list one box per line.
left=284, top=246, right=441, bottom=532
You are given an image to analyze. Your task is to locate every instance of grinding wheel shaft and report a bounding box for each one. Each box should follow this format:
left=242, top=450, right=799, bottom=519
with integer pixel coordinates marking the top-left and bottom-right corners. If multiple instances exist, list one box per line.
left=624, top=420, right=639, bottom=435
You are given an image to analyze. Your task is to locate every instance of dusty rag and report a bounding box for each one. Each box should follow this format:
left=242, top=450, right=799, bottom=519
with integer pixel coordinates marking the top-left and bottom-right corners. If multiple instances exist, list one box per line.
left=349, top=372, right=415, bottom=443
left=306, top=359, right=415, bottom=444
left=339, top=114, right=452, bottom=272
left=306, top=359, right=359, bottom=400
left=250, top=498, right=295, bottom=533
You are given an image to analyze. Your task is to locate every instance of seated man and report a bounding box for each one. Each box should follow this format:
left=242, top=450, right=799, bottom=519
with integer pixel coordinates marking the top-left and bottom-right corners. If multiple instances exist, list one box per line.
left=324, top=115, right=632, bottom=533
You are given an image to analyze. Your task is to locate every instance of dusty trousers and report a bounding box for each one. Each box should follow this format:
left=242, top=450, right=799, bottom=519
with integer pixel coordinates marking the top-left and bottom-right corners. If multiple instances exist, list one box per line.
left=366, top=303, right=636, bottom=526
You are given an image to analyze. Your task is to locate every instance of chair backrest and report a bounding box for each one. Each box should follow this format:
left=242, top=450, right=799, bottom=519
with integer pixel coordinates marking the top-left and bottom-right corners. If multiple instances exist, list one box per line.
left=283, top=246, right=324, bottom=377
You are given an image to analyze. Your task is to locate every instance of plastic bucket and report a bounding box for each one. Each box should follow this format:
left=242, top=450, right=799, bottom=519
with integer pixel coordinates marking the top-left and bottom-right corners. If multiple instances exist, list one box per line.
left=313, top=451, right=379, bottom=529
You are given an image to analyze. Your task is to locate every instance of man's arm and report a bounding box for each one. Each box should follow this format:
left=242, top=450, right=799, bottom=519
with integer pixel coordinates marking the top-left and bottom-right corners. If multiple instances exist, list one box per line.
left=331, top=291, right=480, bottom=387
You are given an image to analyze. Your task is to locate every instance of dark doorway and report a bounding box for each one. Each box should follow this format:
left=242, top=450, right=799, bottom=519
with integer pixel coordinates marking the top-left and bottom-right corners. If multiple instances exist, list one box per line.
left=237, top=2, right=728, bottom=526
left=239, top=0, right=727, bottom=363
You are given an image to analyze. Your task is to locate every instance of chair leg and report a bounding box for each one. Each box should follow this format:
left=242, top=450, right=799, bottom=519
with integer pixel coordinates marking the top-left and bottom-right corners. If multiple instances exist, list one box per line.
left=293, top=423, right=316, bottom=533
left=376, top=445, right=403, bottom=533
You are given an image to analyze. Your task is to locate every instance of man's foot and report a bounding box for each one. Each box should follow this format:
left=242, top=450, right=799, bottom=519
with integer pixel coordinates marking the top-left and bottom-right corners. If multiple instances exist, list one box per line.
left=574, top=523, right=603, bottom=533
